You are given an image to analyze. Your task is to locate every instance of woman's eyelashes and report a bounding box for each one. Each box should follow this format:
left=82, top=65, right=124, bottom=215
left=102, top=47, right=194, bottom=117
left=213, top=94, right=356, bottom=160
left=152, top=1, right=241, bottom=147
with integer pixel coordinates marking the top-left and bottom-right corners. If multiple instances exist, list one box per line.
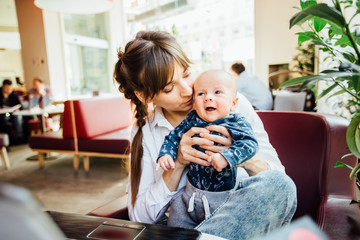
left=163, top=72, right=192, bottom=94
left=163, top=84, right=174, bottom=93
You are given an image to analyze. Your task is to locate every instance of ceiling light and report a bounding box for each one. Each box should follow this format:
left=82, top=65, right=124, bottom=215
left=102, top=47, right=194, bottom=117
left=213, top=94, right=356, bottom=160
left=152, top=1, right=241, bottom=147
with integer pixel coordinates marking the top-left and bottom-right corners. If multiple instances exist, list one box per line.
left=33, top=0, right=114, bottom=15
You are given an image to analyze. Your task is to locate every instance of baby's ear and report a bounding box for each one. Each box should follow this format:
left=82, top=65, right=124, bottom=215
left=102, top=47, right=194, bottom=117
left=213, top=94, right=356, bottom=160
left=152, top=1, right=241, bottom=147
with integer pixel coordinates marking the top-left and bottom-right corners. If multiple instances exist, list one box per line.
left=231, top=97, right=239, bottom=111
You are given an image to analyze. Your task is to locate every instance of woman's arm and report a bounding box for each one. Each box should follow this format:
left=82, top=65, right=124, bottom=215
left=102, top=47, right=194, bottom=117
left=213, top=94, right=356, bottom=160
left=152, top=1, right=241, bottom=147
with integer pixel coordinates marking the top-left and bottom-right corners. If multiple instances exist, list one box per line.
left=235, top=93, right=284, bottom=173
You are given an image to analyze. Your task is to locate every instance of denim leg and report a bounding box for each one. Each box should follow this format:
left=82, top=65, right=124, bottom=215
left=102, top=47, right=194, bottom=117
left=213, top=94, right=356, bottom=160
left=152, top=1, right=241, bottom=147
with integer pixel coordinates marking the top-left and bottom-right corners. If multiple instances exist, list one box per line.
left=196, top=170, right=297, bottom=240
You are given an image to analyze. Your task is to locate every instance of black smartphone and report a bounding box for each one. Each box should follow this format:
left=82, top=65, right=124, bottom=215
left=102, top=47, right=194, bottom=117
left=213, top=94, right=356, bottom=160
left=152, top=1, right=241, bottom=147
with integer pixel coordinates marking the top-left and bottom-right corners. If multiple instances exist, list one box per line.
left=87, top=221, right=146, bottom=240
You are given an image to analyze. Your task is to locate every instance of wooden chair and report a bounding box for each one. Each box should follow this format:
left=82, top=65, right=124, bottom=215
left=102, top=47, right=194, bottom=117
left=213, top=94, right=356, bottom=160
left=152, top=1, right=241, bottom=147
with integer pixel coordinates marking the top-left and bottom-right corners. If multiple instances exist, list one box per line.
left=0, top=133, right=10, bottom=169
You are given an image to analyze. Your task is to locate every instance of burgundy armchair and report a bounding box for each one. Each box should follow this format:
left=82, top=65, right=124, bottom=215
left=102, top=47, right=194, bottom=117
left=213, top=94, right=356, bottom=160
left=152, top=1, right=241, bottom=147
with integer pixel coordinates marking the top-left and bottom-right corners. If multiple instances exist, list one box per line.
left=88, top=111, right=360, bottom=239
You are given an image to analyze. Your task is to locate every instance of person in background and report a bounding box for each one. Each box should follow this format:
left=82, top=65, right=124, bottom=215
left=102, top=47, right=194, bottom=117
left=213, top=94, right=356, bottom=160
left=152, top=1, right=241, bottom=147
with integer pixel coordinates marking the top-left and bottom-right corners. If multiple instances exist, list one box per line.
left=27, top=77, right=52, bottom=109
left=0, top=79, right=23, bottom=144
left=26, top=77, right=59, bottom=134
left=231, top=62, right=273, bottom=110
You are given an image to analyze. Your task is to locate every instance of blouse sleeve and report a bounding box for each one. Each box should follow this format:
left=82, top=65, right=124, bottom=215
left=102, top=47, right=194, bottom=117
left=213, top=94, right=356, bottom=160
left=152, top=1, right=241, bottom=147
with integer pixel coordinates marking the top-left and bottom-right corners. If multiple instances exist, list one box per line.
left=126, top=123, right=177, bottom=223
left=235, top=93, right=285, bottom=172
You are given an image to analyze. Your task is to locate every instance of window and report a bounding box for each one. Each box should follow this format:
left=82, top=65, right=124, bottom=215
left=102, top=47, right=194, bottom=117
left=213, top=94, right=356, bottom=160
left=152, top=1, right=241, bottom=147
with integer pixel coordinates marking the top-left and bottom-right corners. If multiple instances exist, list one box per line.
left=63, top=13, right=110, bottom=97
left=124, top=0, right=255, bottom=76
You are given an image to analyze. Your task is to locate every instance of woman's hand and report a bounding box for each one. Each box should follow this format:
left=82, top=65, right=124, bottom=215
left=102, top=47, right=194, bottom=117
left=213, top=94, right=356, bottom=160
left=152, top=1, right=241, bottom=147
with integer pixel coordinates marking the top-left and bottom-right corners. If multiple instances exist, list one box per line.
left=237, top=154, right=269, bottom=176
left=200, top=125, right=232, bottom=152
left=177, top=127, right=212, bottom=167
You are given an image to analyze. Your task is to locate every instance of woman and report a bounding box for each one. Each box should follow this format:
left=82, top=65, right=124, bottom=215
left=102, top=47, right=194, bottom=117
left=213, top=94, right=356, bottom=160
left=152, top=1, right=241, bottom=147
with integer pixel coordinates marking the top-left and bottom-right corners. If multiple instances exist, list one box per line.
left=114, top=31, right=297, bottom=240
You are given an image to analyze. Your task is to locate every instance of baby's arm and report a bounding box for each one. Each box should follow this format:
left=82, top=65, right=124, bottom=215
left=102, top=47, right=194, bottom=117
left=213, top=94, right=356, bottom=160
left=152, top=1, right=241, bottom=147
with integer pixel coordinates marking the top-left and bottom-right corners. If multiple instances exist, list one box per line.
left=156, top=155, right=175, bottom=171
left=220, top=115, right=259, bottom=167
left=208, top=153, right=229, bottom=172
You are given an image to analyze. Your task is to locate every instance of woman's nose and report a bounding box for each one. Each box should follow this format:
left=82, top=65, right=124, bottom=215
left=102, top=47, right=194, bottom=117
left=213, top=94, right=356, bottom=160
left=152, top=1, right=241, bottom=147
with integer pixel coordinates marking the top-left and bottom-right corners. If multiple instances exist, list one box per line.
left=180, top=80, right=193, bottom=97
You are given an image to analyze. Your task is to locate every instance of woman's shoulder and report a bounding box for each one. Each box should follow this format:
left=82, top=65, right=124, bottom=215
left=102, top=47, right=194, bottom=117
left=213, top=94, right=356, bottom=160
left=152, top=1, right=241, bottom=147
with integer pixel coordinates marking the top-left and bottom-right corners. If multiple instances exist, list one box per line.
left=235, top=93, right=255, bottom=115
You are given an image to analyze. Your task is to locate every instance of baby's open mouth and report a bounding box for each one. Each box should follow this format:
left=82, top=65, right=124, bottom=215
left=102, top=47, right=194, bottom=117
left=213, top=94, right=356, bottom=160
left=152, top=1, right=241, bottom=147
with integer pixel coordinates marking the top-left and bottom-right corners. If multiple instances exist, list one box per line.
left=206, top=107, right=216, bottom=111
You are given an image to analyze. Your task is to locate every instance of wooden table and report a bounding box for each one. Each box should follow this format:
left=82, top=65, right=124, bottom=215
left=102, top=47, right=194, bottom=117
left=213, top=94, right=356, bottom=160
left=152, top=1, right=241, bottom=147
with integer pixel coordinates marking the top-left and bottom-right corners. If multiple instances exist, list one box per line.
left=12, top=104, right=64, bottom=133
left=0, top=104, right=21, bottom=115
left=48, top=211, right=204, bottom=240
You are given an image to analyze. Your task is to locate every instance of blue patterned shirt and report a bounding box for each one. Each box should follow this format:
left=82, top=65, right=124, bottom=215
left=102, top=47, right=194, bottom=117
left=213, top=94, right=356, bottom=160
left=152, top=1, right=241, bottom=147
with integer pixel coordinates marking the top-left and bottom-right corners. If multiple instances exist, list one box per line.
left=158, top=110, right=258, bottom=191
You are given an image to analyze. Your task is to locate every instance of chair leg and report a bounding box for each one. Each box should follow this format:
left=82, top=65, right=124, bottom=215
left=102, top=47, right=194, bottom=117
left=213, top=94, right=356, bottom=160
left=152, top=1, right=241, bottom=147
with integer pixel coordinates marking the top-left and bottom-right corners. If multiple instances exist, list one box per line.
left=125, top=156, right=130, bottom=174
left=38, top=153, right=45, bottom=168
left=83, top=156, right=90, bottom=172
left=0, top=146, right=10, bottom=169
left=73, top=154, right=80, bottom=171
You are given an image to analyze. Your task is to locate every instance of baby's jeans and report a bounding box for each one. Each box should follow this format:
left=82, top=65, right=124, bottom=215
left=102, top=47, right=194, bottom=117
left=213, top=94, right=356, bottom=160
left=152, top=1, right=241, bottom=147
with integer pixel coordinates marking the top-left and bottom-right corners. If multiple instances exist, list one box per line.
left=168, top=170, right=297, bottom=240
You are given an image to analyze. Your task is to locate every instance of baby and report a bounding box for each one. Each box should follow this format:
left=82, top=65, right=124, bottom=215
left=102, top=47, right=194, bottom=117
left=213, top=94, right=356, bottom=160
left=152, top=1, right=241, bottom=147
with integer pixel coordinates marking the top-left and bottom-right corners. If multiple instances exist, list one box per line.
left=156, top=69, right=259, bottom=228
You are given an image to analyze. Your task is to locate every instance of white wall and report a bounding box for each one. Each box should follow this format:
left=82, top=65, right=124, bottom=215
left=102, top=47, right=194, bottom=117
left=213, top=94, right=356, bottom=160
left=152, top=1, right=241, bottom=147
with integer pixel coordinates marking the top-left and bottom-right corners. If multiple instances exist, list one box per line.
left=108, top=0, right=127, bottom=95
left=254, top=0, right=300, bottom=85
left=0, top=49, right=23, bottom=81
left=43, top=11, right=68, bottom=100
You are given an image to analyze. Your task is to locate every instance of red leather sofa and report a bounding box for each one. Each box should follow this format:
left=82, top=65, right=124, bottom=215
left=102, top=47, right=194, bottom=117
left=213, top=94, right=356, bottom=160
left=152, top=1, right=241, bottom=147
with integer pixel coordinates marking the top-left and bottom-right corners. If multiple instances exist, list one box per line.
left=88, top=111, right=360, bottom=239
left=29, top=96, right=133, bottom=172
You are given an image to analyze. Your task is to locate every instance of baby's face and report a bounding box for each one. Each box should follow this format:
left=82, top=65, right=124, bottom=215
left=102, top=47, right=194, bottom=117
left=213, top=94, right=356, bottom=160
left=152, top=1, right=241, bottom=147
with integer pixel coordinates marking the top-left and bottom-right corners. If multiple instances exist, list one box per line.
left=194, top=71, right=237, bottom=122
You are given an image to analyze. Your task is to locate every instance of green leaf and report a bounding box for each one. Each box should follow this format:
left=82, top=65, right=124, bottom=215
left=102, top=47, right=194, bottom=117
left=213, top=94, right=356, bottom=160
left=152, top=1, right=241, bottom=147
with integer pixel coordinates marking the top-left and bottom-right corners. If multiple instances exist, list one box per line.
left=312, top=40, right=355, bottom=58
left=281, top=72, right=360, bottom=88
left=356, top=0, right=360, bottom=9
left=317, top=83, right=338, bottom=98
left=335, top=161, right=354, bottom=170
left=351, top=75, right=360, bottom=93
left=300, top=0, right=317, bottom=9
left=328, top=88, right=347, bottom=98
left=296, top=32, right=317, bottom=45
left=296, top=32, right=322, bottom=45
left=290, top=11, right=313, bottom=29
left=298, top=35, right=312, bottom=45
left=280, top=74, right=318, bottom=87
left=290, top=3, right=346, bottom=29
left=335, top=35, right=351, bottom=46
left=328, top=23, right=343, bottom=38
left=335, top=57, right=360, bottom=72
left=350, top=200, right=360, bottom=205
left=314, top=16, right=327, bottom=32
left=346, top=113, right=360, bottom=160
left=341, top=152, right=355, bottom=159
left=350, top=162, right=360, bottom=179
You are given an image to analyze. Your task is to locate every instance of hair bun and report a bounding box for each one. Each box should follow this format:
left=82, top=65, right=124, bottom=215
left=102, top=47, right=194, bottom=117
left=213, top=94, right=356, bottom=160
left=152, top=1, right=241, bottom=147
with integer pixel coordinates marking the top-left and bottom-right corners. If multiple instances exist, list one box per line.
left=118, top=50, right=125, bottom=59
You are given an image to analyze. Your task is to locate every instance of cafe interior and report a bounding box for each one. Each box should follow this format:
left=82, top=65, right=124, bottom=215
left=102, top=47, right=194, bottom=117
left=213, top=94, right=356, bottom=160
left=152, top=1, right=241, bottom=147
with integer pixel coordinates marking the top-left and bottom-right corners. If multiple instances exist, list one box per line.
left=0, top=0, right=360, bottom=239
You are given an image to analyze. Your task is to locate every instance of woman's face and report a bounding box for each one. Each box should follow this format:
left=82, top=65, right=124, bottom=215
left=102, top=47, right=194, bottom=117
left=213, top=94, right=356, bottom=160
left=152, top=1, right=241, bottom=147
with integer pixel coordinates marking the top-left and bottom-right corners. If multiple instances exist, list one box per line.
left=151, top=63, right=195, bottom=115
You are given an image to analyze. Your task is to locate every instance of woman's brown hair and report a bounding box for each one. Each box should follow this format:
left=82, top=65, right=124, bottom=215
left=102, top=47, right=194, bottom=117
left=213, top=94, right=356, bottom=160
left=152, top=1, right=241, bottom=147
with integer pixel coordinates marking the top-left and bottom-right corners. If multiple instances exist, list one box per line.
left=114, top=31, right=191, bottom=207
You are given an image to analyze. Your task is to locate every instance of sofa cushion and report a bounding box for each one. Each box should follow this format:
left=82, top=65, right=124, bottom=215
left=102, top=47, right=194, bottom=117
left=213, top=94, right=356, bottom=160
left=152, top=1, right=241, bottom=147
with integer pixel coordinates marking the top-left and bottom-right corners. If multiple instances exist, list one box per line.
left=29, top=130, right=75, bottom=151
left=77, top=127, right=131, bottom=154
left=63, top=97, right=133, bottom=139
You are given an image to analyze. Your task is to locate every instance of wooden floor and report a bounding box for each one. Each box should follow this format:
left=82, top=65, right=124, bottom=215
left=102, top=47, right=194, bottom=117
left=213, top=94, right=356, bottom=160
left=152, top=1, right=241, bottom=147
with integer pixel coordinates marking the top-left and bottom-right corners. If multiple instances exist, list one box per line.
left=0, top=143, right=128, bottom=214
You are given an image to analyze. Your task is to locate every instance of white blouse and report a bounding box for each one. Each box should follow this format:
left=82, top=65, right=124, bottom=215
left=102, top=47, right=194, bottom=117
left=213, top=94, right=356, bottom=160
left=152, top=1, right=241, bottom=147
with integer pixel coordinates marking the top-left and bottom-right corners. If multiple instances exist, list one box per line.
left=127, top=93, right=284, bottom=223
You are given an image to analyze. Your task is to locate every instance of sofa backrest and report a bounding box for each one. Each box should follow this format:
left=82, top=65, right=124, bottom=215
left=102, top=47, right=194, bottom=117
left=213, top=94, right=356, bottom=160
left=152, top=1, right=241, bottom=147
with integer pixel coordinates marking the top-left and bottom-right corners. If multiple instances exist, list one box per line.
left=63, top=97, right=133, bottom=138
left=257, top=111, right=355, bottom=221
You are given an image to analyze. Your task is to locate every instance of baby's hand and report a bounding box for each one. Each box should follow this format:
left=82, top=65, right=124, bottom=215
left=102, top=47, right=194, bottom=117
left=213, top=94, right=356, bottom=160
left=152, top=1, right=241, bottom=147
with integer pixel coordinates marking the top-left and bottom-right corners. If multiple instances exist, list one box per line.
left=210, top=153, right=229, bottom=172
left=156, top=155, right=175, bottom=171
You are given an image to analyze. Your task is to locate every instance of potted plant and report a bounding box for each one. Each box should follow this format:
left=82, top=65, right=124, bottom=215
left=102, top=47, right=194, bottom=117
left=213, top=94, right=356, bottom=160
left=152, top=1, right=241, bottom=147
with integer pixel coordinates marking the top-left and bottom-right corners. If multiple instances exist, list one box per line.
left=281, top=0, right=360, bottom=203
